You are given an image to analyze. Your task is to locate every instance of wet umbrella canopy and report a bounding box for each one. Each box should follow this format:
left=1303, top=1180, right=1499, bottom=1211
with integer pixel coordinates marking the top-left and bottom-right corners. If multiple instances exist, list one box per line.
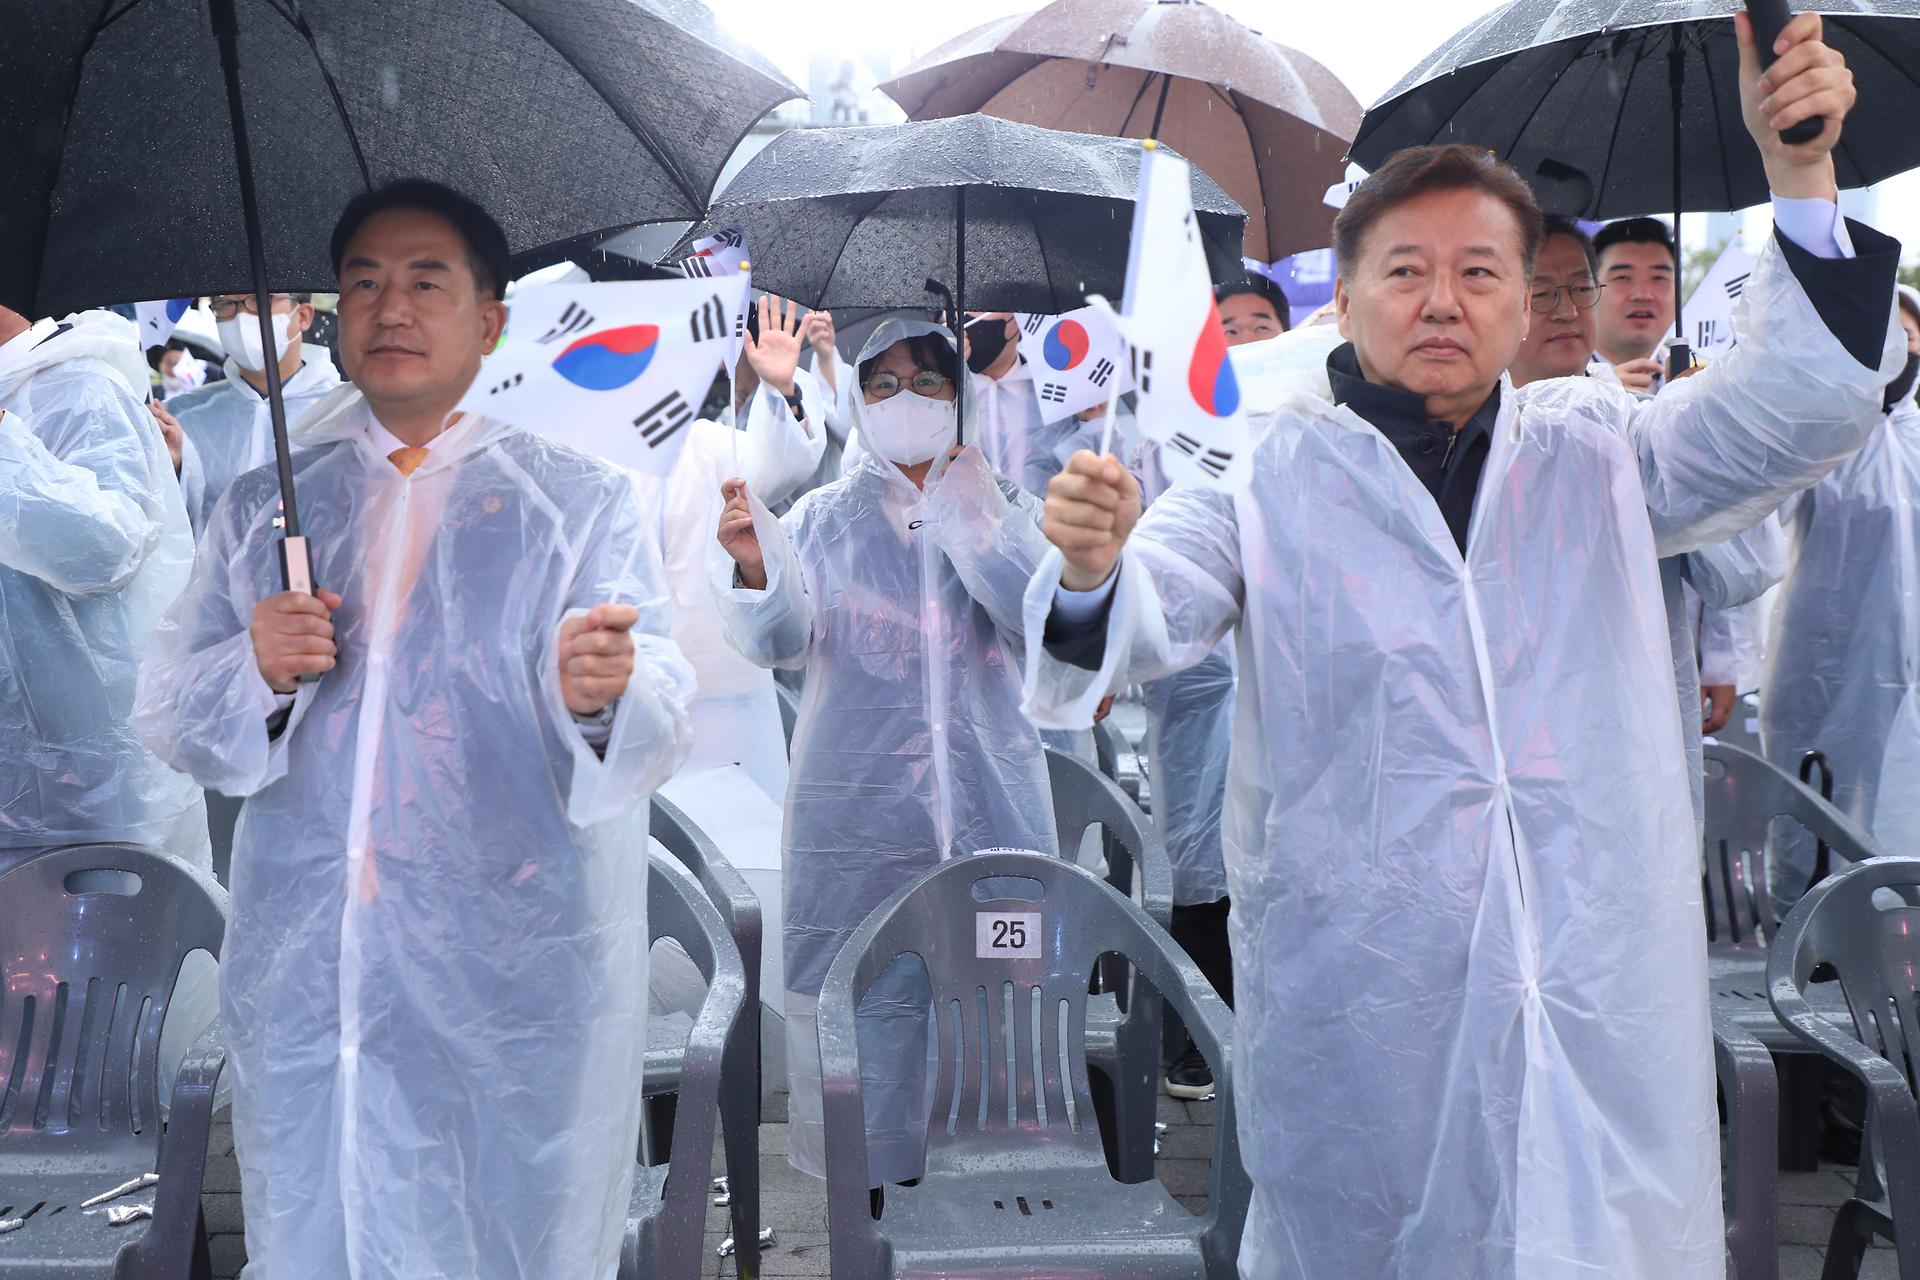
left=2, top=0, right=798, bottom=585
left=882, top=0, right=1360, bottom=262
left=1350, top=0, right=1920, bottom=218
left=669, top=113, right=1246, bottom=316
left=2, top=0, right=801, bottom=317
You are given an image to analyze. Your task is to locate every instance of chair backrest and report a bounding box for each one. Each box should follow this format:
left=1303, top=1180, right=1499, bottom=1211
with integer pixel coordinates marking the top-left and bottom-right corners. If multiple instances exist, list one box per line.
left=1045, top=746, right=1172, bottom=931
left=822, top=852, right=1224, bottom=1175
left=0, top=844, right=226, bottom=1165
left=1701, top=742, right=1879, bottom=948
left=650, top=796, right=763, bottom=1001
left=634, top=851, right=746, bottom=1272
left=1773, top=857, right=1920, bottom=1097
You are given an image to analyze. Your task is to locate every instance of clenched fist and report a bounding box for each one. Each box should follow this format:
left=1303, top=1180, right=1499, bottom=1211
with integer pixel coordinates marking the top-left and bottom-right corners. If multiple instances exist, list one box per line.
left=558, top=604, right=639, bottom=715
left=716, top=478, right=766, bottom=590
left=252, top=589, right=343, bottom=692
left=1044, top=450, right=1142, bottom=591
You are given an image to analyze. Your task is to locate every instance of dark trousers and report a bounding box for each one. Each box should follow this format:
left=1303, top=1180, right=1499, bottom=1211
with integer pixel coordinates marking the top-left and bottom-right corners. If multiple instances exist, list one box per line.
left=1168, top=895, right=1233, bottom=1010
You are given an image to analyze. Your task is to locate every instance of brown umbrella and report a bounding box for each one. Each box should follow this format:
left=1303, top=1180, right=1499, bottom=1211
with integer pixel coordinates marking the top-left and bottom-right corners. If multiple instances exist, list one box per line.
left=881, top=0, right=1361, bottom=262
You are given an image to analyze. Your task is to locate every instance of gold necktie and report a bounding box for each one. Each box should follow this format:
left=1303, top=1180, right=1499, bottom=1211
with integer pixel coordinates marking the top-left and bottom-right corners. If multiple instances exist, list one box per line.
left=387, top=446, right=429, bottom=476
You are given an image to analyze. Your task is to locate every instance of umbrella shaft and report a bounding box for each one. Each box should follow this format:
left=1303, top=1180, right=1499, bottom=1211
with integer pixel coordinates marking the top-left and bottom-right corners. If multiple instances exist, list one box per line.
left=1669, top=44, right=1684, bottom=336
left=210, top=0, right=303, bottom=544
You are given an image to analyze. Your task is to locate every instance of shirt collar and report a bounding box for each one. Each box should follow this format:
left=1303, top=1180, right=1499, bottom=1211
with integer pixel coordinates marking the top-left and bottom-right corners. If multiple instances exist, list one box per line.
left=1325, top=341, right=1500, bottom=449
left=363, top=405, right=448, bottom=459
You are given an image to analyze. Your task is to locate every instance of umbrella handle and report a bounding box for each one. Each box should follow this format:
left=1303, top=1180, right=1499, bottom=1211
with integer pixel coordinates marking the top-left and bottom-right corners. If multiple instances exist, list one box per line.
left=1743, top=0, right=1824, bottom=145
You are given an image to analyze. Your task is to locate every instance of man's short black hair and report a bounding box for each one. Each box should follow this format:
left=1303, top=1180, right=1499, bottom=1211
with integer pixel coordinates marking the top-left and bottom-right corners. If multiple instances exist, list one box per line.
left=857, top=332, right=960, bottom=386
left=329, top=179, right=511, bottom=299
left=1592, top=216, right=1675, bottom=267
left=1334, top=144, right=1547, bottom=277
left=1540, top=215, right=1598, bottom=276
left=1214, top=275, right=1292, bottom=330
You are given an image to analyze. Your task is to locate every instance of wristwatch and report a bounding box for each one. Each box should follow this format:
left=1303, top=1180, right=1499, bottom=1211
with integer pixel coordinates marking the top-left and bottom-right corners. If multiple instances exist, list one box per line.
left=782, top=388, right=806, bottom=419
left=574, top=700, right=618, bottom=728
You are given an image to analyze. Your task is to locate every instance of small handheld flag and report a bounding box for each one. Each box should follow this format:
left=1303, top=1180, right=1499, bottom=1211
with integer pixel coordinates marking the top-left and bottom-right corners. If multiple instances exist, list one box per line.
left=1098, top=145, right=1252, bottom=492
left=456, top=275, right=751, bottom=476
left=134, top=299, right=194, bottom=350
left=1662, top=238, right=1756, bottom=362
left=1013, top=305, right=1133, bottom=424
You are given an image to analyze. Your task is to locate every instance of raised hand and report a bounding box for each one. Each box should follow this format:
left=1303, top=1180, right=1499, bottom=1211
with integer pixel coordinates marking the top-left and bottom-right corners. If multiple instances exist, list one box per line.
left=744, top=295, right=805, bottom=399
left=1736, top=11, right=1852, bottom=201
left=1044, top=450, right=1142, bottom=591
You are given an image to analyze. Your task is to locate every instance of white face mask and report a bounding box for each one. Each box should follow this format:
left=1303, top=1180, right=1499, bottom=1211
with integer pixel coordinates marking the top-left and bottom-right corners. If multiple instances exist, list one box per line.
left=861, top=389, right=958, bottom=466
left=217, top=306, right=300, bottom=373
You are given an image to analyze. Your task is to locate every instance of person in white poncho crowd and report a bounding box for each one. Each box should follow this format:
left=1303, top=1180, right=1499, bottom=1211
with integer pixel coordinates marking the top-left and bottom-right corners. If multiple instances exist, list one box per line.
left=166, top=290, right=341, bottom=534
left=1026, top=16, right=1900, bottom=1278
left=1763, top=282, right=1920, bottom=916
left=134, top=179, right=694, bottom=1280
left=711, top=318, right=1058, bottom=1189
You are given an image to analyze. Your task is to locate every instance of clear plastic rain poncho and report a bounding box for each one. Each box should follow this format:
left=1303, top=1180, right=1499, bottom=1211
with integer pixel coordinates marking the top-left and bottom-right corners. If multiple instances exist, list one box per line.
left=1765, top=385, right=1920, bottom=916
left=710, top=319, right=1058, bottom=1182
left=1021, top=239, right=1901, bottom=1280
left=167, top=344, right=340, bottom=534
left=133, top=385, right=694, bottom=1280
left=0, top=311, right=206, bottom=869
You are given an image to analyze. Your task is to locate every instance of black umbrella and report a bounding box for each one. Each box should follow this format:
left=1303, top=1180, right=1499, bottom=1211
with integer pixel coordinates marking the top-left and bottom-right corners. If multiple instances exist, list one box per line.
left=4, top=0, right=799, bottom=589
left=668, top=114, right=1243, bottom=428
left=1351, top=0, right=1920, bottom=368
left=672, top=114, right=1243, bottom=313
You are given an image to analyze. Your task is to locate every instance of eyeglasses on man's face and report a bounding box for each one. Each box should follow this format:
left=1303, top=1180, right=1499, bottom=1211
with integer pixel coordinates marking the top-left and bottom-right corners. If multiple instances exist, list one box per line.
left=861, top=369, right=952, bottom=399
left=1527, top=282, right=1602, bottom=314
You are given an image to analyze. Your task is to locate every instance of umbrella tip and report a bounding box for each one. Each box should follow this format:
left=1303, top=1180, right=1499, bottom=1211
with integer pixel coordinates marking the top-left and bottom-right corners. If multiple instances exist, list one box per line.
left=739, top=259, right=752, bottom=271
left=1143, top=137, right=1159, bottom=151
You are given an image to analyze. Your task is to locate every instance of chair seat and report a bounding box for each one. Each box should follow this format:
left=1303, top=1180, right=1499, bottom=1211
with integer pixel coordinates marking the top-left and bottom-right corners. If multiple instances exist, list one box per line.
left=0, top=1171, right=150, bottom=1275
left=880, top=1165, right=1208, bottom=1278
left=1709, top=951, right=1851, bottom=1053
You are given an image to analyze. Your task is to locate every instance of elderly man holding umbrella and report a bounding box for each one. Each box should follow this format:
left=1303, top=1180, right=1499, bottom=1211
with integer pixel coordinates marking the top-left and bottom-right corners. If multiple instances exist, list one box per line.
left=1027, top=14, right=1899, bottom=1279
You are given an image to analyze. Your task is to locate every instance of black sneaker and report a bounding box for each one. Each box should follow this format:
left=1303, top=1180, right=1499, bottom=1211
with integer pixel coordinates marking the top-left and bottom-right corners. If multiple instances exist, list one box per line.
left=1165, top=1042, right=1214, bottom=1100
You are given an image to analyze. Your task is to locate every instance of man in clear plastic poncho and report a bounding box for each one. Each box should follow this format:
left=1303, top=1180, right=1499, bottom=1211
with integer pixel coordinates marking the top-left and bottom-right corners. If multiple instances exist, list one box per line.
left=166, top=290, right=340, bottom=534
left=709, top=318, right=1058, bottom=1184
left=133, top=180, right=694, bottom=1280
left=1764, top=283, right=1920, bottom=915
left=1023, top=18, right=1900, bottom=1279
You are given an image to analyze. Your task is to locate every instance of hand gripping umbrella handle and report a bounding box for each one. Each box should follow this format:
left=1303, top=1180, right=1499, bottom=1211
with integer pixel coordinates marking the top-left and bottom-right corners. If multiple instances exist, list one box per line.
left=1743, top=0, right=1825, bottom=145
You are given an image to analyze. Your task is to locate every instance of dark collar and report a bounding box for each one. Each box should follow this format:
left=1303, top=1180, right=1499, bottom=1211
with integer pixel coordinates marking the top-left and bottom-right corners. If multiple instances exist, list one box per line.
left=1325, top=342, right=1500, bottom=446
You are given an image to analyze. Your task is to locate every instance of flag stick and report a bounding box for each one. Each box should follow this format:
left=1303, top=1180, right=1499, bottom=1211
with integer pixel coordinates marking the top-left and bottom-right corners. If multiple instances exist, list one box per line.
left=1096, top=374, right=1122, bottom=459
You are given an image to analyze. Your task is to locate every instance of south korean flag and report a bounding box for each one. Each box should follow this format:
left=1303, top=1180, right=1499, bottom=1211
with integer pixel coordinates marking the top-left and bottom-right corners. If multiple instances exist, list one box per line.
left=455, top=274, right=750, bottom=475
left=1012, top=304, right=1132, bottom=423
left=678, top=224, right=751, bottom=366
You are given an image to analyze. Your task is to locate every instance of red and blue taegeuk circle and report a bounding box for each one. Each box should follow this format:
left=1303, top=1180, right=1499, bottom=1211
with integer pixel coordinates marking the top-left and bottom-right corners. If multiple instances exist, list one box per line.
left=1042, top=318, right=1090, bottom=371
left=1187, top=307, right=1240, bottom=417
left=552, top=324, right=660, bottom=391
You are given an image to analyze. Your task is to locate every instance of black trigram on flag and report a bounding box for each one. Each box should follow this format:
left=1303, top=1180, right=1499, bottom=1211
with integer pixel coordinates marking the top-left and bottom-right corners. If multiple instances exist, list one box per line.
left=1089, top=357, right=1115, bottom=388
left=1021, top=313, right=1046, bottom=336
left=732, top=309, right=748, bottom=341
left=1724, top=272, right=1750, bottom=300
left=711, top=226, right=745, bottom=249
left=1694, top=318, right=1729, bottom=350
left=690, top=296, right=727, bottom=342
left=1170, top=431, right=1232, bottom=479
left=538, top=303, right=593, bottom=345
left=1039, top=381, right=1069, bottom=403
left=681, top=255, right=720, bottom=279
left=1130, top=347, right=1153, bottom=394
left=633, top=390, right=694, bottom=450
left=485, top=372, right=524, bottom=396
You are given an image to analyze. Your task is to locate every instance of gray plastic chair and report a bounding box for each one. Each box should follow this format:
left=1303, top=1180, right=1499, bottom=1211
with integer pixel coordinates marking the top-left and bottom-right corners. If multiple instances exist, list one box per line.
left=621, top=850, right=746, bottom=1279
left=1768, top=857, right=1920, bottom=1280
left=0, top=843, right=228, bottom=1280
left=1046, top=745, right=1172, bottom=1184
left=1095, top=718, right=1147, bottom=809
left=1713, top=1009, right=1781, bottom=1280
left=819, top=849, right=1248, bottom=1279
left=648, top=796, right=764, bottom=1278
left=1702, top=742, right=1879, bottom=1053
